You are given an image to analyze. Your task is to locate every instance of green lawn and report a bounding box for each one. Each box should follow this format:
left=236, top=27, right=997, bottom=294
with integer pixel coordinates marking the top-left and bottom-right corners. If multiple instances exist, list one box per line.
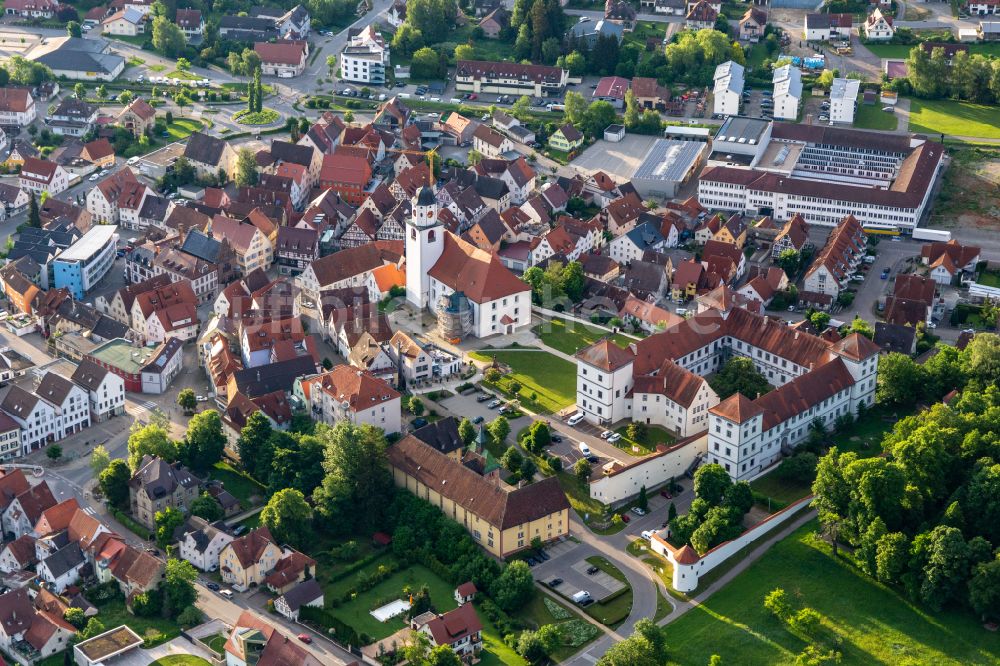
left=150, top=658, right=214, bottom=666
left=148, top=63, right=167, bottom=72
left=853, top=103, right=898, bottom=131
left=165, top=69, right=200, bottom=81
left=554, top=472, right=625, bottom=535
left=977, top=270, right=1000, bottom=287
left=624, top=21, right=667, bottom=48
left=909, top=98, right=1000, bottom=139
left=166, top=118, right=204, bottom=140
left=521, top=594, right=602, bottom=661
left=660, top=521, right=1000, bottom=665
left=205, top=633, right=228, bottom=655
left=613, top=424, right=675, bottom=456
left=326, top=563, right=458, bottom=640
left=92, top=597, right=179, bottom=647
left=582, top=556, right=633, bottom=628
left=865, top=42, right=1000, bottom=60
left=832, top=406, right=903, bottom=457
left=472, top=350, right=577, bottom=414
left=749, top=467, right=811, bottom=508
left=533, top=319, right=635, bottom=356
left=209, top=461, right=267, bottom=507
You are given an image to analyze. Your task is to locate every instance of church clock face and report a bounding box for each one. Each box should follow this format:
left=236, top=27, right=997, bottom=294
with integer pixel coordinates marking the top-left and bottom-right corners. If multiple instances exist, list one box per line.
left=426, top=210, right=434, bottom=218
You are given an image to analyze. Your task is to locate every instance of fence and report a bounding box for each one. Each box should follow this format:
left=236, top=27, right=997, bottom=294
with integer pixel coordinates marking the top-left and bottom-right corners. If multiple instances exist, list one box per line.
left=650, top=496, right=814, bottom=592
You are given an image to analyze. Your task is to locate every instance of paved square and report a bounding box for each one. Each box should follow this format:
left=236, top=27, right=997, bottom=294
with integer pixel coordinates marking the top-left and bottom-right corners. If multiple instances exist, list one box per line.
left=573, top=135, right=661, bottom=181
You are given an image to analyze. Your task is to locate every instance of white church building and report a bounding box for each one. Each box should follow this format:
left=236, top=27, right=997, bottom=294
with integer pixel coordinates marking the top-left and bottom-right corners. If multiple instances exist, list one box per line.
left=405, top=185, right=532, bottom=339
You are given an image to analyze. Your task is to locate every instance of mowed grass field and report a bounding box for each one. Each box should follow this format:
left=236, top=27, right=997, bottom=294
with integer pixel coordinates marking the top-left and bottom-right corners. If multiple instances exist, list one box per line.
left=909, top=99, right=1000, bottom=139
left=661, top=522, right=1000, bottom=665
left=853, top=103, right=898, bottom=131
left=534, top=319, right=635, bottom=355
left=471, top=349, right=577, bottom=413
left=865, top=42, right=1000, bottom=60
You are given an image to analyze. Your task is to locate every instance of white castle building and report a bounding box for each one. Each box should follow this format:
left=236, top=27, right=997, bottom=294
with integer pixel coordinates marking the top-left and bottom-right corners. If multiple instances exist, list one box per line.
left=575, top=304, right=880, bottom=481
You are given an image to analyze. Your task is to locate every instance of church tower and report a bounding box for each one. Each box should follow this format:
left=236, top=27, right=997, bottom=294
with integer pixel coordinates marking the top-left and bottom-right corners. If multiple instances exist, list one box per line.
left=405, top=185, right=443, bottom=309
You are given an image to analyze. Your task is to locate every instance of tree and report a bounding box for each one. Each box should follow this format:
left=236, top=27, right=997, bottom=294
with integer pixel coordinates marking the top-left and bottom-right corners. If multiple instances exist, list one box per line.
left=776, top=249, right=801, bottom=274
left=694, top=464, right=732, bottom=506
left=574, top=458, right=592, bottom=484
left=313, top=423, right=394, bottom=534
left=408, top=396, right=425, bottom=416
left=177, top=605, right=204, bottom=627
left=162, top=559, right=198, bottom=616
left=127, top=423, right=177, bottom=471
left=582, top=100, right=617, bottom=138
left=234, top=147, right=259, bottom=187
left=66, top=21, right=82, bottom=37
left=90, top=445, right=111, bottom=476
left=179, top=410, right=225, bottom=472
left=155, top=506, right=185, bottom=549
left=237, top=411, right=273, bottom=475
left=526, top=420, right=551, bottom=452
left=488, top=415, right=510, bottom=445
left=411, top=47, right=442, bottom=79
left=564, top=90, right=587, bottom=125
left=876, top=353, right=926, bottom=406
left=501, top=447, right=523, bottom=473
left=250, top=65, right=263, bottom=113
left=427, top=645, right=463, bottom=666
left=176, top=57, right=191, bottom=71
left=26, top=192, right=40, bottom=228
left=99, top=459, right=131, bottom=509
left=189, top=492, right=223, bottom=521
left=808, top=310, right=831, bottom=331
left=63, top=607, right=86, bottom=630
left=875, top=531, right=909, bottom=585
left=778, top=452, right=818, bottom=485
left=391, top=23, right=424, bottom=57
left=454, top=43, right=475, bottom=61
left=969, top=555, right=1000, bottom=620
left=492, top=560, right=535, bottom=611
left=405, top=0, right=457, bottom=43
left=511, top=95, right=531, bottom=120
left=326, top=54, right=337, bottom=75
left=6, top=55, right=51, bottom=86
left=764, top=587, right=792, bottom=620
left=118, top=89, right=134, bottom=105
left=46, top=445, right=62, bottom=461
left=458, top=418, right=477, bottom=446
left=261, top=488, right=313, bottom=548
left=344, top=110, right=355, bottom=123
left=151, top=15, right=186, bottom=57
left=95, top=84, right=107, bottom=100
left=626, top=422, right=647, bottom=443
left=77, top=618, right=105, bottom=642
left=595, top=619, right=665, bottom=666
left=638, top=486, right=649, bottom=512
left=623, top=88, right=640, bottom=128
left=961, top=333, right=1000, bottom=386
left=915, top=525, right=971, bottom=611
left=843, top=316, right=874, bottom=340
left=709, top=357, right=770, bottom=400
left=177, top=388, right=197, bottom=414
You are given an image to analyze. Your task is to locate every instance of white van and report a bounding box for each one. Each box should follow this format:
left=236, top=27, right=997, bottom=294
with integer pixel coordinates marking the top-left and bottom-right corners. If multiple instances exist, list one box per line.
left=567, top=413, right=585, bottom=426
left=219, top=589, right=233, bottom=599
left=399, top=93, right=411, bottom=99
left=579, top=443, right=591, bottom=456
left=572, top=591, right=592, bottom=604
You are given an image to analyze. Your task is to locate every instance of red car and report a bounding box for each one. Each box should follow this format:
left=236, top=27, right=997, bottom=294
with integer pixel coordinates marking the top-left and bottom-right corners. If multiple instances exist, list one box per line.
left=660, top=490, right=672, bottom=499
left=297, top=633, right=313, bottom=644
left=621, top=514, right=630, bottom=523
left=469, top=93, right=478, bottom=100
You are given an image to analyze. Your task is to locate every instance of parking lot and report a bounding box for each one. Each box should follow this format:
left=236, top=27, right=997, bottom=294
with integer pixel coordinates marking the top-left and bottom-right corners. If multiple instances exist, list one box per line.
left=572, top=134, right=661, bottom=180
left=530, top=541, right=626, bottom=603
left=438, top=391, right=530, bottom=429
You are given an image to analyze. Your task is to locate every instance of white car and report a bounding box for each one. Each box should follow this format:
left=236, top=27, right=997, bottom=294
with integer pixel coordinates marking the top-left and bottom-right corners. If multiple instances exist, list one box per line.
left=127, top=157, right=139, bottom=165
left=607, top=433, right=622, bottom=443
left=641, top=530, right=653, bottom=540
left=630, top=507, right=647, bottom=517
left=567, top=413, right=585, bottom=426
left=600, top=430, right=612, bottom=440
left=88, top=173, right=100, bottom=181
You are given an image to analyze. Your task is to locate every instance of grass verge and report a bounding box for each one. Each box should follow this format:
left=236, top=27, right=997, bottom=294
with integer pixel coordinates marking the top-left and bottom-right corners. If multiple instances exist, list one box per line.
left=532, top=318, right=635, bottom=356
left=909, top=98, right=1000, bottom=139
left=209, top=461, right=267, bottom=507
left=471, top=349, right=577, bottom=414
left=582, top=556, right=633, bottom=628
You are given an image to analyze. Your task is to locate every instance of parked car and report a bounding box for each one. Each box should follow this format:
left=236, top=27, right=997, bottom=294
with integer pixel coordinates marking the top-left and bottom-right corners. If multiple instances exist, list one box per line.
left=641, top=530, right=653, bottom=540
left=472, top=415, right=484, bottom=424
left=586, top=455, right=599, bottom=464
left=526, top=557, right=538, bottom=566
left=621, top=514, right=630, bottom=523
left=567, top=413, right=585, bottom=426
left=660, top=489, right=672, bottom=499
left=297, top=633, right=313, bottom=644
left=537, top=549, right=550, bottom=561
left=631, top=507, right=647, bottom=517
left=586, top=566, right=599, bottom=575
left=579, top=443, right=591, bottom=456
left=488, top=399, right=502, bottom=408
left=206, top=582, right=220, bottom=591
left=607, top=433, right=622, bottom=443
left=548, top=578, right=563, bottom=587
left=550, top=434, right=563, bottom=443
left=469, top=93, right=477, bottom=100
left=412, top=417, right=428, bottom=428
left=476, top=394, right=491, bottom=402
left=600, top=430, right=612, bottom=439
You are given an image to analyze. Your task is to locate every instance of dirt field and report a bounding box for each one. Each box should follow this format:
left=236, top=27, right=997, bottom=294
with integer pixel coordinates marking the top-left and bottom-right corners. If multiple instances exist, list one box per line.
left=930, top=147, right=1000, bottom=244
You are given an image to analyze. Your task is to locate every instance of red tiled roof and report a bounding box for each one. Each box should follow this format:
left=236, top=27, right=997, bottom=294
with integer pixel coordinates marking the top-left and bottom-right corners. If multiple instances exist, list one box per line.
left=427, top=233, right=529, bottom=304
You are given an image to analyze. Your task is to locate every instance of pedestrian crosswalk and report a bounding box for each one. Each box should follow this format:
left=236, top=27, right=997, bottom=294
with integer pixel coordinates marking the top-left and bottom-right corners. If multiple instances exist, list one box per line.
left=83, top=507, right=98, bottom=517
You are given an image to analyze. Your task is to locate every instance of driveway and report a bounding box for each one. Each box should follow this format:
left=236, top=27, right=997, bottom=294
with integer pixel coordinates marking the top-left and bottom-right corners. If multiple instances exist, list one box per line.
left=109, top=637, right=217, bottom=666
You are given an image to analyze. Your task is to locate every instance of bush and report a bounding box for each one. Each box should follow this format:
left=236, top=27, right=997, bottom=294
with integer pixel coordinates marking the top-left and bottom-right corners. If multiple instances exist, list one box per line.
left=778, top=452, right=818, bottom=485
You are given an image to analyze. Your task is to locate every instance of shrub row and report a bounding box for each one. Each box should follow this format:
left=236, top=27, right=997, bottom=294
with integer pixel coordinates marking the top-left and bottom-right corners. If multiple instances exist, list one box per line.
left=299, top=606, right=372, bottom=647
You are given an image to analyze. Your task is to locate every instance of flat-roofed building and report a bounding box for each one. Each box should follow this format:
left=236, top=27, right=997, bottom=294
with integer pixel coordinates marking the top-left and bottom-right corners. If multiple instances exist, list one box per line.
left=52, top=225, right=119, bottom=299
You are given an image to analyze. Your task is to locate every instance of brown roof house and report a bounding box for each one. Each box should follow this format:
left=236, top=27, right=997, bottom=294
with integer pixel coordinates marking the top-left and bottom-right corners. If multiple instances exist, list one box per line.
left=411, top=604, right=484, bottom=658
left=255, top=40, right=308, bottom=77
left=116, top=98, right=156, bottom=138
left=128, top=455, right=202, bottom=529
left=218, top=526, right=283, bottom=592
left=224, top=610, right=323, bottom=665
left=387, top=435, right=570, bottom=558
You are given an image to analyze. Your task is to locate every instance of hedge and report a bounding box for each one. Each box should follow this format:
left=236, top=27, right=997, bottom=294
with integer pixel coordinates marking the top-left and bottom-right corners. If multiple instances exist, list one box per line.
left=110, top=508, right=152, bottom=540
left=299, top=606, right=371, bottom=646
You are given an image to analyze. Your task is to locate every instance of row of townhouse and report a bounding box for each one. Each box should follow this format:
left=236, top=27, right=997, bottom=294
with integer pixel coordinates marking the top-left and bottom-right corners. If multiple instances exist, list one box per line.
left=0, top=366, right=124, bottom=456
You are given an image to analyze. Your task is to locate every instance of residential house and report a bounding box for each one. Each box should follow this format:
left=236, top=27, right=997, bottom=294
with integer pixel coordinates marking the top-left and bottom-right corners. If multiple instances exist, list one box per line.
left=274, top=579, right=323, bottom=621
left=176, top=8, right=204, bottom=39
left=207, top=215, right=273, bottom=276
left=18, top=158, right=69, bottom=196
left=0, top=88, right=35, bottom=128
left=592, top=76, right=630, bottom=109
left=920, top=239, right=981, bottom=285
left=1, top=481, right=56, bottom=540
left=340, top=24, right=389, bottom=84
left=803, top=214, right=866, bottom=302
left=771, top=213, right=809, bottom=259
left=70, top=359, right=125, bottom=423
left=686, top=0, right=718, bottom=29
left=605, top=0, right=636, bottom=30
left=36, top=543, right=86, bottom=593
left=218, top=526, right=282, bottom=591
left=631, top=77, right=670, bottom=111
left=548, top=124, right=583, bottom=153
left=610, top=221, right=666, bottom=264
left=411, top=604, right=484, bottom=658
left=740, top=6, right=767, bottom=41
left=479, top=7, right=510, bottom=37
left=772, top=64, right=802, bottom=120
left=130, top=279, right=200, bottom=344
left=441, top=111, right=478, bottom=146
left=804, top=12, right=853, bottom=40
left=565, top=17, right=624, bottom=47
left=864, top=7, right=894, bottom=40
left=829, top=77, right=860, bottom=124
left=255, top=40, right=308, bottom=77
left=713, top=60, right=744, bottom=116
left=183, top=131, right=238, bottom=179
left=473, top=125, right=514, bottom=159
left=178, top=516, right=233, bottom=571
left=102, top=7, right=148, bottom=36
left=86, top=168, right=148, bottom=225
left=128, top=455, right=202, bottom=529
left=45, top=98, right=97, bottom=137
left=0, top=373, right=89, bottom=455
left=224, top=610, right=323, bottom=666
left=319, top=153, right=372, bottom=205
left=275, top=226, right=319, bottom=276
left=294, top=365, right=402, bottom=433
left=619, top=295, right=682, bottom=334
left=386, top=330, right=462, bottom=385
